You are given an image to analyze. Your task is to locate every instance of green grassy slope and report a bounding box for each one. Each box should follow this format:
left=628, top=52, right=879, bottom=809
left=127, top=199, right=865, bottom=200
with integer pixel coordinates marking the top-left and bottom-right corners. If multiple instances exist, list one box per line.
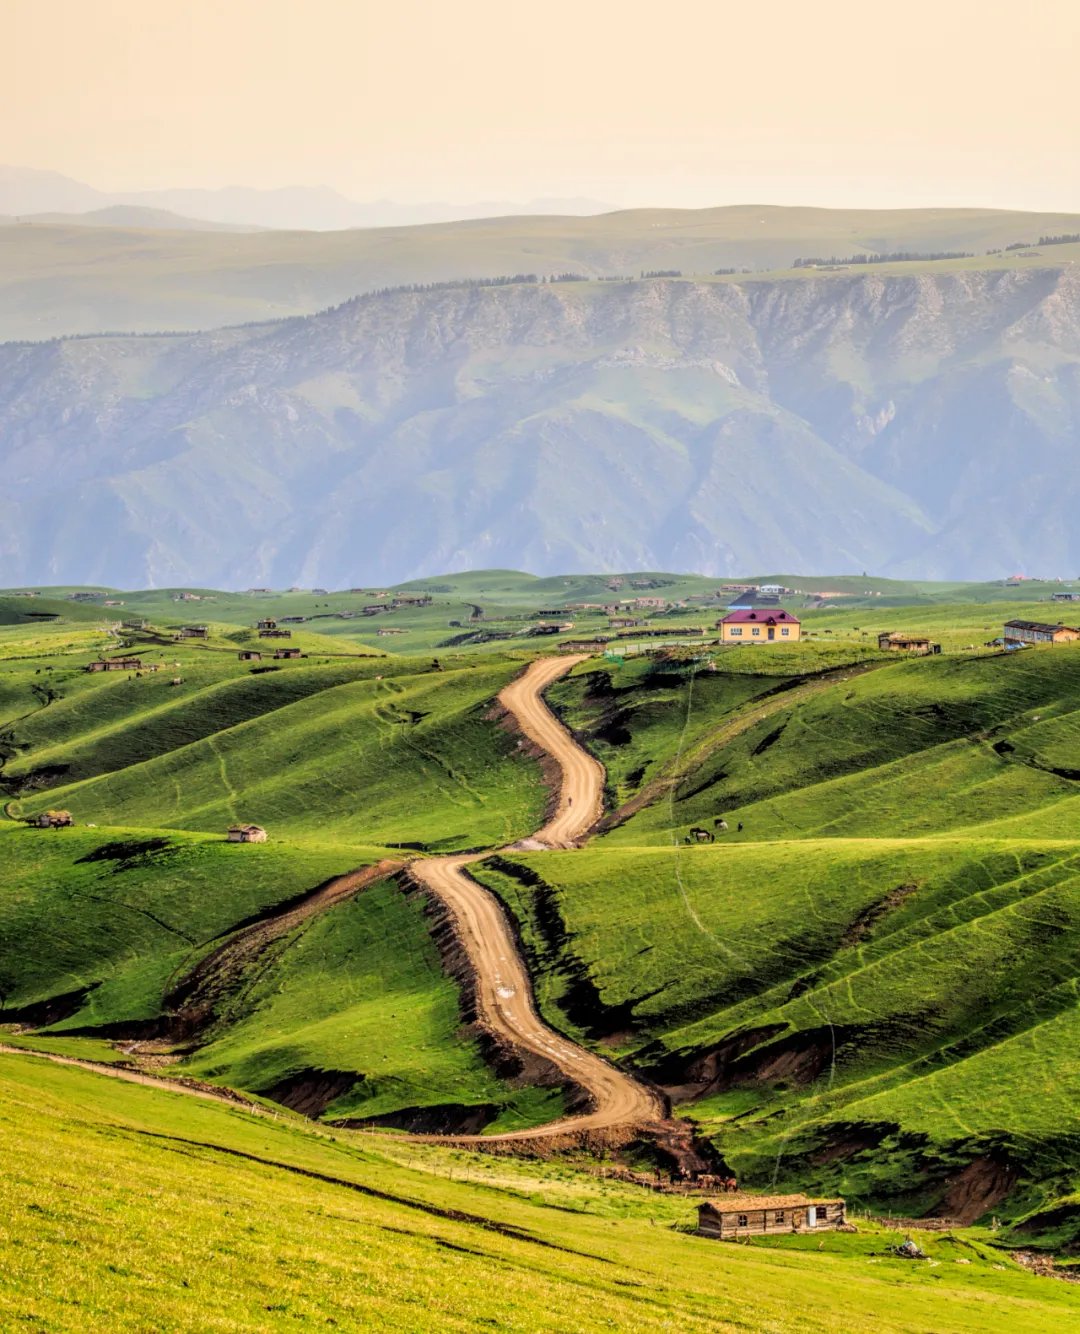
left=7, top=655, right=545, bottom=851
left=0, top=826, right=546, bottom=1128
left=472, top=643, right=1080, bottom=1230
left=0, top=825, right=379, bottom=1030
left=182, top=875, right=563, bottom=1131
left=1, top=1054, right=1073, bottom=1333
left=5, top=599, right=1080, bottom=1245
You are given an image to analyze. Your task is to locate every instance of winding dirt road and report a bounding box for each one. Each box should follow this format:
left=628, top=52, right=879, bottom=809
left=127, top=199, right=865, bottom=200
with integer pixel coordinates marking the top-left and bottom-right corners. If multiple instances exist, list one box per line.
left=410, top=656, right=665, bottom=1142
left=3, top=655, right=670, bottom=1151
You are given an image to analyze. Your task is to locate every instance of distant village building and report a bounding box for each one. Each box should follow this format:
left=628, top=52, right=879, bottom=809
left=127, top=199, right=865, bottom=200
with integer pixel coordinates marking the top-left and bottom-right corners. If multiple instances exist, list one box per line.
left=559, top=637, right=611, bottom=652
left=179, top=625, right=209, bottom=639
left=86, top=657, right=144, bottom=672
left=121, top=618, right=149, bottom=630
left=258, top=629, right=293, bottom=638
left=34, top=809, right=74, bottom=828
left=877, top=632, right=940, bottom=655
left=1051, top=592, right=1080, bottom=602
left=718, top=609, right=801, bottom=643
left=609, top=616, right=645, bottom=629
left=1003, top=620, right=1080, bottom=645
left=273, top=648, right=302, bottom=659
left=257, top=619, right=277, bottom=631
left=311, top=588, right=329, bottom=596
left=227, top=824, right=267, bottom=843
left=238, top=650, right=262, bottom=661
left=698, top=1195, right=845, bottom=1240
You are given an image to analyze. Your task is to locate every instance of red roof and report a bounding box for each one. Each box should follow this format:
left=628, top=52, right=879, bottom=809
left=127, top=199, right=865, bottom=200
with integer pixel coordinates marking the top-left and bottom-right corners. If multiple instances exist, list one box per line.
left=720, top=609, right=800, bottom=625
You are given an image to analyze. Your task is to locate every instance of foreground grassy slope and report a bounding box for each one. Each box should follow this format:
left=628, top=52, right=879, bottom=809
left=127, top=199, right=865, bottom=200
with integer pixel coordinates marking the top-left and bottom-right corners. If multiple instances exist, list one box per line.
left=1, top=1054, right=1074, bottom=1333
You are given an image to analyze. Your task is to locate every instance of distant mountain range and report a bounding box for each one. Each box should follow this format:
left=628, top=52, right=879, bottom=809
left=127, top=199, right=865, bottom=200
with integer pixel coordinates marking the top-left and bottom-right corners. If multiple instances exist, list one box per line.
left=2, top=267, right=1078, bottom=587
left=0, top=165, right=612, bottom=232
left=4, top=197, right=1080, bottom=342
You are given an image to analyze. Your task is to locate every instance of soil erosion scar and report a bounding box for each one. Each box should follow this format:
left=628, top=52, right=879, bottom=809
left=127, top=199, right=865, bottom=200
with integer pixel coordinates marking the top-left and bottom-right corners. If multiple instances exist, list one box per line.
left=409, top=656, right=665, bottom=1143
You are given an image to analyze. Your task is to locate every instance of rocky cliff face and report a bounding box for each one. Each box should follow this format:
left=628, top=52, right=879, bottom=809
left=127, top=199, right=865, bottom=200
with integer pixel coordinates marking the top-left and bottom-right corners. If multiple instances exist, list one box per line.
left=3, top=267, right=1079, bottom=586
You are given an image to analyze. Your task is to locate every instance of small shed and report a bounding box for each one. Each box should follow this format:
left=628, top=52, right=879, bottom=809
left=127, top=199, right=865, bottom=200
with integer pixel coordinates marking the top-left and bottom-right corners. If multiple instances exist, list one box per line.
left=86, top=657, right=145, bottom=673
left=179, top=625, right=209, bottom=639
left=256, top=619, right=277, bottom=631
left=878, top=632, right=939, bottom=654
left=238, top=650, right=262, bottom=661
left=697, top=1194, right=845, bottom=1240
left=34, top=809, right=74, bottom=828
left=273, top=647, right=302, bottom=659
left=227, top=824, right=267, bottom=843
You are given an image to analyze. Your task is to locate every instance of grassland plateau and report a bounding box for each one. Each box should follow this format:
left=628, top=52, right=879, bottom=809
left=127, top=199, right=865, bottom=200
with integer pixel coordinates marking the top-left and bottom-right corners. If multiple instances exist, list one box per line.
left=2, top=573, right=1079, bottom=1328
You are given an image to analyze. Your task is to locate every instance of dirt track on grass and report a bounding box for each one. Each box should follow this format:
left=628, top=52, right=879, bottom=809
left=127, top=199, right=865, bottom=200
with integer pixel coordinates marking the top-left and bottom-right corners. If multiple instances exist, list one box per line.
left=2, top=655, right=675, bottom=1155
left=167, top=858, right=404, bottom=1035
left=408, top=656, right=666, bottom=1144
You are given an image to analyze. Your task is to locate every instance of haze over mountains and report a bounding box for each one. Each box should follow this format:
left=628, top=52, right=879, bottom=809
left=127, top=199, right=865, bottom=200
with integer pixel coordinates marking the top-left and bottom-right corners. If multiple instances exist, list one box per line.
left=0, top=165, right=611, bottom=233
left=3, top=261, right=1079, bottom=588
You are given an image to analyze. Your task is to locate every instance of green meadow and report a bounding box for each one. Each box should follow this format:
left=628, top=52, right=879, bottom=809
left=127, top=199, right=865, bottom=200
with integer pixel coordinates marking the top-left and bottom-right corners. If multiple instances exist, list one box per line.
left=1, top=1053, right=1075, bottom=1333
left=3, top=578, right=1080, bottom=1323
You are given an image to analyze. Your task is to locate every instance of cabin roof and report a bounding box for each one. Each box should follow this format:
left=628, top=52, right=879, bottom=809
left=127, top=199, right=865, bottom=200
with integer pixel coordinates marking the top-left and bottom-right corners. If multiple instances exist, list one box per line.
left=1004, top=619, right=1075, bottom=633
left=720, top=609, right=800, bottom=625
left=699, top=1193, right=843, bottom=1212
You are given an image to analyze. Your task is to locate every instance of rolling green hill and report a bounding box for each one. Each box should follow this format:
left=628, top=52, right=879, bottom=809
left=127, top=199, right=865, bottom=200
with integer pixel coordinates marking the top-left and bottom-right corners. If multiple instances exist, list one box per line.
left=4, top=594, right=1080, bottom=1273
left=468, top=643, right=1080, bottom=1233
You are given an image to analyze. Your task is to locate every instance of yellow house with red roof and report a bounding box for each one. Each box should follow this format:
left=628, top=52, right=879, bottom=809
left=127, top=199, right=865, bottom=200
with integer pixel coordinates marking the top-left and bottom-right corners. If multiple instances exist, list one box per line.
left=717, top=608, right=801, bottom=643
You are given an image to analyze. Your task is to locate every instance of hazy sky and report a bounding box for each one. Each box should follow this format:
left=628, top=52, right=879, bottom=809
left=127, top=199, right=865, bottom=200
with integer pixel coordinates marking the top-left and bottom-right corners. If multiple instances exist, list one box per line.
left=5, top=0, right=1079, bottom=209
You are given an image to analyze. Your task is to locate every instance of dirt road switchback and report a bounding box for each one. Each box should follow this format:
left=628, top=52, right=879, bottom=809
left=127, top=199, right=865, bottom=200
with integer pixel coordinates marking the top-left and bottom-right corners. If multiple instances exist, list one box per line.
left=409, top=655, right=667, bottom=1143
left=499, top=655, right=605, bottom=848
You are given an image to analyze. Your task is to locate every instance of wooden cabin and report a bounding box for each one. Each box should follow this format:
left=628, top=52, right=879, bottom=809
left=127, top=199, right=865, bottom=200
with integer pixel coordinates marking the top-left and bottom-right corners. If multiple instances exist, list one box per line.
left=878, top=632, right=939, bottom=654
left=256, top=619, right=277, bottom=631
left=179, top=625, right=209, bottom=639
left=273, top=648, right=302, bottom=659
left=34, top=809, right=74, bottom=828
left=258, top=628, right=293, bottom=638
left=698, top=1194, right=845, bottom=1240
left=238, top=650, right=262, bottom=661
left=1003, top=620, right=1080, bottom=645
left=227, top=824, right=267, bottom=843
left=86, top=657, right=144, bottom=673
